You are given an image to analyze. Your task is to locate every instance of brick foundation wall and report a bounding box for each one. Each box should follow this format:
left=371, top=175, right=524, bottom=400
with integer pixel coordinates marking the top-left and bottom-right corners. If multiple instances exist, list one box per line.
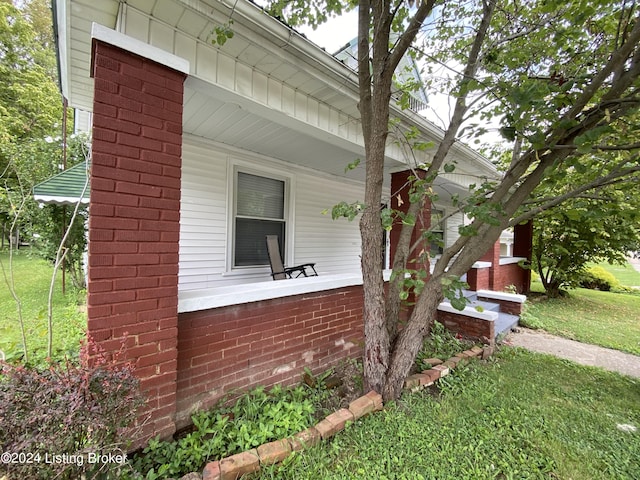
left=87, top=40, right=185, bottom=444
left=175, top=286, right=364, bottom=428
left=436, top=310, right=494, bottom=341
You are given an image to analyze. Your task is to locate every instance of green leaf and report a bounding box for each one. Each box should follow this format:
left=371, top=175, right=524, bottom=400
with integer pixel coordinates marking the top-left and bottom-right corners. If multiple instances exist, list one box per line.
left=344, top=158, right=361, bottom=173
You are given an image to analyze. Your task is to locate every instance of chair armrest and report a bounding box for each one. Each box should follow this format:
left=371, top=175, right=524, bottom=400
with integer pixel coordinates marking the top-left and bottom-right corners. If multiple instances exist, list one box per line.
left=283, top=263, right=317, bottom=278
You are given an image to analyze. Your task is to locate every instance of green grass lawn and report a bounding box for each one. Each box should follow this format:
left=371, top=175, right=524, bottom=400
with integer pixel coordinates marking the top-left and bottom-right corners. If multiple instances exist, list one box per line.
left=255, top=349, right=640, bottom=480
left=592, top=260, right=640, bottom=287
left=525, top=276, right=640, bottom=356
left=0, top=249, right=86, bottom=364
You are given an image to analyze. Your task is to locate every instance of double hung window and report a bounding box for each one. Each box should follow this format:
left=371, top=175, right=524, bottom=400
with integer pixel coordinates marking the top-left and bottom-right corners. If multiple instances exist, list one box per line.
left=234, top=171, right=286, bottom=267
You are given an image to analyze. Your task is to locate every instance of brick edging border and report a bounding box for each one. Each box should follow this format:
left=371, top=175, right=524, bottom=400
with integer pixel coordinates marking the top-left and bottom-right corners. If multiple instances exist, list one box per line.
left=197, top=344, right=488, bottom=480
left=403, top=345, right=487, bottom=392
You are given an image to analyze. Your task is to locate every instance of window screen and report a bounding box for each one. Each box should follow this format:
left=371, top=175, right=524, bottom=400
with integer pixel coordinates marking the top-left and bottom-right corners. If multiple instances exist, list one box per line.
left=234, top=172, right=286, bottom=267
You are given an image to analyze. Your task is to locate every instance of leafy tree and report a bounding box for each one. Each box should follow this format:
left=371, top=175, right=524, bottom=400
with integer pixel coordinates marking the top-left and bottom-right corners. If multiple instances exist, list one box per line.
left=532, top=170, right=640, bottom=297
left=1, top=0, right=64, bottom=240
left=0, top=0, right=61, bottom=145
left=266, top=0, right=640, bottom=400
left=0, top=0, right=85, bottom=361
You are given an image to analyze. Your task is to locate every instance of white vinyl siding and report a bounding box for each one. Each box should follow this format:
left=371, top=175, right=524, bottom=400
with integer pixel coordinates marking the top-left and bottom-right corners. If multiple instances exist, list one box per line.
left=294, top=175, right=363, bottom=275
left=179, top=137, right=363, bottom=291
left=445, top=210, right=464, bottom=251
left=179, top=142, right=228, bottom=290
left=430, top=208, right=445, bottom=255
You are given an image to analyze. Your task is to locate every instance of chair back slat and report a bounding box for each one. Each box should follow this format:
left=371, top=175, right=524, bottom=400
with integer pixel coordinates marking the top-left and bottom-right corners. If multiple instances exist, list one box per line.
left=266, top=235, right=287, bottom=280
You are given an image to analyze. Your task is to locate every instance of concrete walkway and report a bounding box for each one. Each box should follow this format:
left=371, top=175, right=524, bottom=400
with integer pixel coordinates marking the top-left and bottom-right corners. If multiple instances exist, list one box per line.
left=503, top=256, right=640, bottom=378
left=504, top=328, right=640, bottom=378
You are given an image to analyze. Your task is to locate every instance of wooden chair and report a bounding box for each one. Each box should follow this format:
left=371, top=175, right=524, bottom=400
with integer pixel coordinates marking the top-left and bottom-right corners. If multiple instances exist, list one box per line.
left=265, top=235, right=317, bottom=280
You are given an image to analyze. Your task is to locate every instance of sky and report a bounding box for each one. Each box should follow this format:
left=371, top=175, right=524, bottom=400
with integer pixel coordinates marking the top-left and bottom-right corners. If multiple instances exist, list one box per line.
left=287, top=6, right=504, bottom=148
left=297, top=10, right=359, bottom=54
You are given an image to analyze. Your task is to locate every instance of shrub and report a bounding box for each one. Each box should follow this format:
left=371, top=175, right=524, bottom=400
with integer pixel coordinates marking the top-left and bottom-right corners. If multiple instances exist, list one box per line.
left=0, top=338, right=144, bottom=479
left=578, top=266, right=621, bottom=292
left=518, top=305, right=544, bottom=330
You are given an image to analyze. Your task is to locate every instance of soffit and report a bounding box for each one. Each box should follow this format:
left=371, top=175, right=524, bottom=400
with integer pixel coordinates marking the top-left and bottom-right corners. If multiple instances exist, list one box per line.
left=57, top=0, right=497, bottom=185
left=60, top=0, right=360, bottom=114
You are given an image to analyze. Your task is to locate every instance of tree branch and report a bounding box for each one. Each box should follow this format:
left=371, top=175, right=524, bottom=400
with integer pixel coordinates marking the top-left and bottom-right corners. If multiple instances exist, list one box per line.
left=509, top=165, right=640, bottom=226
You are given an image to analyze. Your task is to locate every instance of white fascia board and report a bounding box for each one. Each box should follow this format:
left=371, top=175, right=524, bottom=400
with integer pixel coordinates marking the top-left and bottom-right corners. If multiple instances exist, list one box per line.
left=55, top=0, right=70, bottom=100
left=91, top=23, right=190, bottom=75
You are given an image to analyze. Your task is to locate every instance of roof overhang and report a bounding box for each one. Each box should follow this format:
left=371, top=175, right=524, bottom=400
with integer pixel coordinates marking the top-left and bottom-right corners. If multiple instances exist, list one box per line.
left=54, top=0, right=498, bottom=190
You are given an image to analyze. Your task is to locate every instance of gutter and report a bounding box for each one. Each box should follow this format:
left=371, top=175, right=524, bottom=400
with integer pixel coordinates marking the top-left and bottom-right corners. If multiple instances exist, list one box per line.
left=51, top=0, right=66, bottom=97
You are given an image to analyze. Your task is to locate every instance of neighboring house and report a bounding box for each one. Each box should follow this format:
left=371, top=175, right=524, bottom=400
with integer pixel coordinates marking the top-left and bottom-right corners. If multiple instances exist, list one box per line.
left=53, top=0, right=530, bottom=444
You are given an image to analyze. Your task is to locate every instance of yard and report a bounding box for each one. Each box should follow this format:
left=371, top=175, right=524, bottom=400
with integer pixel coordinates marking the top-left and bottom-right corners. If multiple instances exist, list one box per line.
left=524, top=261, right=640, bottom=355
left=0, top=249, right=86, bottom=364
left=255, top=349, right=640, bottom=479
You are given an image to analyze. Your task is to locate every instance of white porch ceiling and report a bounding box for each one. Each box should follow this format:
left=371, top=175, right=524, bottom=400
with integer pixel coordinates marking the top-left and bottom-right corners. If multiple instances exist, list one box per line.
left=182, top=85, right=372, bottom=181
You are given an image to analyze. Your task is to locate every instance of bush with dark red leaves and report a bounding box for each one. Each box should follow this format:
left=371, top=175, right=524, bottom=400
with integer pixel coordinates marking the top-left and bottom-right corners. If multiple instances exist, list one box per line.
left=0, top=338, right=144, bottom=479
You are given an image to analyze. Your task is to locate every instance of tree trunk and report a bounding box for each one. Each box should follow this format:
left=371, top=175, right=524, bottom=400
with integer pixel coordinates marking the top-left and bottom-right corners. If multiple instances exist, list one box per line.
left=382, top=281, right=443, bottom=401
left=360, top=191, right=389, bottom=393
left=544, top=281, right=563, bottom=298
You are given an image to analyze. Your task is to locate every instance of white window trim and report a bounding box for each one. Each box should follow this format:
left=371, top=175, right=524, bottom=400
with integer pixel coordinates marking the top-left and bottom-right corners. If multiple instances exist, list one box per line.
left=226, top=158, right=296, bottom=274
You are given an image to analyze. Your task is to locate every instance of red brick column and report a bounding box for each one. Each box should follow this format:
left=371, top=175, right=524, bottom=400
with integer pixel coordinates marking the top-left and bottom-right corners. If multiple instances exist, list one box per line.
left=389, top=169, right=431, bottom=270
left=87, top=40, right=185, bottom=443
left=478, top=240, right=500, bottom=290
left=513, top=220, right=533, bottom=293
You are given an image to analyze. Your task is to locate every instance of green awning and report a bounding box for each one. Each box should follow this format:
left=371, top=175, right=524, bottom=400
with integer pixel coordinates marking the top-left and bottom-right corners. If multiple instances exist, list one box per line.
left=33, top=161, right=90, bottom=205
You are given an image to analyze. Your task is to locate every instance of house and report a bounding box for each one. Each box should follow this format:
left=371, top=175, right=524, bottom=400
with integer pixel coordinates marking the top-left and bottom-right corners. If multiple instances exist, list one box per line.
left=53, top=0, right=530, bottom=444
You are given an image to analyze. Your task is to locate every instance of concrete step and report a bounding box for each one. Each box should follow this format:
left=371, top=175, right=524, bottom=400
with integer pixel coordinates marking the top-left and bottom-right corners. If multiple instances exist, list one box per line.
left=467, top=299, right=501, bottom=312
left=455, top=291, right=500, bottom=312
left=444, top=290, right=522, bottom=341
left=495, top=312, right=519, bottom=340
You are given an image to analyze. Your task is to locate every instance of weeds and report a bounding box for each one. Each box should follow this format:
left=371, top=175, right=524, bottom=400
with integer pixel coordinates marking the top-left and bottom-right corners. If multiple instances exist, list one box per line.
left=127, top=384, right=318, bottom=479
left=415, top=321, right=469, bottom=370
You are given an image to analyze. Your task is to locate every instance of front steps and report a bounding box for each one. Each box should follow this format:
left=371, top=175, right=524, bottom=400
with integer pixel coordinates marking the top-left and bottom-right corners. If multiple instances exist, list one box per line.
left=437, top=290, right=525, bottom=341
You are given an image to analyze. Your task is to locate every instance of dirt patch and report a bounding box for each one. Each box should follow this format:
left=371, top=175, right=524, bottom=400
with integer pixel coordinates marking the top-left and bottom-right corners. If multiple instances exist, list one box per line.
left=308, top=359, right=364, bottom=416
